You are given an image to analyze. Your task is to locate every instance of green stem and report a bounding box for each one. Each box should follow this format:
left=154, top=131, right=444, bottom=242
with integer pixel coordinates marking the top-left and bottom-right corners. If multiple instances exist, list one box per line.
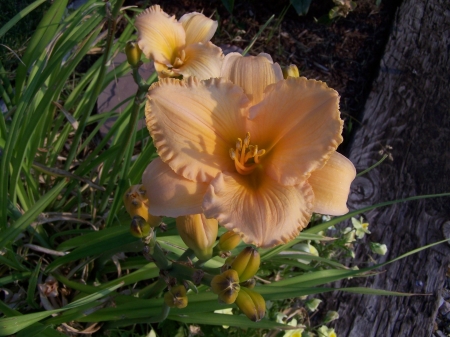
left=169, top=262, right=215, bottom=286
left=143, top=240, right=172, bottom=270
left=136, top=278, right=167, bottom=299
left=178, top=248, right=196, bottom=262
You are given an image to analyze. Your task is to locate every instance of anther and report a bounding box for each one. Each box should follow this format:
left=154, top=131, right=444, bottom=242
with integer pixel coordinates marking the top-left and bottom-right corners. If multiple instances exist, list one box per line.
left=229, top=148, right=236, bottom=160
left=236, top=139, right=242, bottom=151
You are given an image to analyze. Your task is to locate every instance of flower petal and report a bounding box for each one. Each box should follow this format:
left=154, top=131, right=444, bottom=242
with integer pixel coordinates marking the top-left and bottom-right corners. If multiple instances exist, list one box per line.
left=142, top=158, right=208, bottom=217
left=308, top=152, right=356, bottom=215
left=135, top=5, right=185, bottom=65
left=146, top=77, right=249, bottom=183
left=176, top=42, right=224, bottom=80
left=203, top=171, right=314, bottom=248
left=249, top=77, right=343, bottom=186
left=221, top=53, right=283, bottom=105
left=179, top=12, right=218, bottom=45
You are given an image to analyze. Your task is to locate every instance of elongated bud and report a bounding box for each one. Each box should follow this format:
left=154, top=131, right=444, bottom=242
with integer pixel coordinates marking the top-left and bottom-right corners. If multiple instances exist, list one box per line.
left=125, top=41, right=142, bottom=67
left=217, top=231, right=241, bottom=251
left=235, top=287, right=265, bottom=322
left=123, top=185, right=161, bottom=227
left=230, top=247, right=260, bottom=282
left=211, top=269, right=240, bottom=304
left=130, top=216, right=151, bottom=238
left=164, top=285, right=188, bottom=308
left=282, top=64, right=300, bottom=78
left=176, top=214, right=218, bottom=260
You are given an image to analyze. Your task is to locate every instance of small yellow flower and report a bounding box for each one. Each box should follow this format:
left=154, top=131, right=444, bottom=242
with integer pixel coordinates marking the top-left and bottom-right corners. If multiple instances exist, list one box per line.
left=317, top=325, right=337, bottom=337
left=351, top=216, right=370, bottom=239
left=135, top=5, right=223, bottom=80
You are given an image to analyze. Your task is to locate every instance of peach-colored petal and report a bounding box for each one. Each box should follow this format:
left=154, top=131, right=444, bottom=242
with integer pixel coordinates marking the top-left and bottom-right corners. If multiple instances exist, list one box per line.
left=308, top=152, right=356, bottom=215
left=135, top=5, right=185, bottom=65
left=179, top=12, right=218, bottom=45
left=142, top=158, right=208, bottom=217
left=154, top=61, right=178, bottom=78
left=203, top=171, right=314, bottom=248
left=176, top=42, right=223, bottom=80
left=249, top=77, right=343, bottom=186
left=146, top=77, right=250, bottom=183
left=220, top=53, right=283, bottom=105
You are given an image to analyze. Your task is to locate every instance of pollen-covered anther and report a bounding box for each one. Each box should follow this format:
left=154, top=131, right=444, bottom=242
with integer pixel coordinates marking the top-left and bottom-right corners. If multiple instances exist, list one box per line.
left=229, top=132, right=265, bottom=175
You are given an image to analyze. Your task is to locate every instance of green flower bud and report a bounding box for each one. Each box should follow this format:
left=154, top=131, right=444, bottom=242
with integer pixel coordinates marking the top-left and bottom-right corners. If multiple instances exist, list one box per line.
left=123, top=185, right=161, bottom=227
left=370, top=242, right=387, bottom=255
left=230, top=247, right=260, bottom=282
left=129, top=216, right=151, bottom=238
left=324, top=310, right=339, bottom=323
left=217, top=231, right=241, bottom=251
left=176, top=214, right=218, bottom=260
left=282, top=64, right=300, bottom=78
left=164, top=285, right=188, bottom=308
left=125, top=41, right=142, bottom=67
left=305, top=298, right=322, bottom=312
left=211, top=269, right=240, bottom=304
left=234, top=287, right=265, bottom=322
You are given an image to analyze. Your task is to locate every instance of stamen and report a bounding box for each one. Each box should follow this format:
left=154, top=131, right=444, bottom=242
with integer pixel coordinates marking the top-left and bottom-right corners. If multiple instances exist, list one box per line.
left=229, top=132, right=266, bottom=175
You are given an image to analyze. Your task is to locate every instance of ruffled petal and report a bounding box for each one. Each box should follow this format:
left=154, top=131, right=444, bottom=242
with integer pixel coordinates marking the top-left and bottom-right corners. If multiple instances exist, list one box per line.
left=179, top=12, right=218, bottom=45
left=142, top=158, right=208, bottom=217
left=220, top=53, right=283, bottom=105
left=249, top=77, right=343, bottom=186
left=146, top=77, right=250, bottom=183
left=203, top=171, right=314, bottom=248
left=176, top=42, right=224, bottom=80
left=308, top=152, right=356, bottom=215
left=135, top=5, right=185, bottom=65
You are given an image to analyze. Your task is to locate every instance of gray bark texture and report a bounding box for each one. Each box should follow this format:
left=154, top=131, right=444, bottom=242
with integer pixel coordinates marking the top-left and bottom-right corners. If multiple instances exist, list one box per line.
left=322, top=0, right=450, bottom=336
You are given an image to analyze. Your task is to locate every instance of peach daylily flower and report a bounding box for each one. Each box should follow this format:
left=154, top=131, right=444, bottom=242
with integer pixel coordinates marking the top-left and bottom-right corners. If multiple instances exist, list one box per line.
left=142, top=53, right=356, bottom=248
left=135, top=5, right=223, bottom=80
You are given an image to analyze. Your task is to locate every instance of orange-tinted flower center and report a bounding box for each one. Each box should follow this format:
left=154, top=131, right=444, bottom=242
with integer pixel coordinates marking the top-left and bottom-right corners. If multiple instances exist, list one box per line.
left=229, top=132, right=265, bottom=175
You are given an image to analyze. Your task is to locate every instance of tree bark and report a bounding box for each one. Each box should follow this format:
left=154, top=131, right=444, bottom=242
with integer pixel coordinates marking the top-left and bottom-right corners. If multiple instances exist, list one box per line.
left=323, top=0, right=450, bottom=336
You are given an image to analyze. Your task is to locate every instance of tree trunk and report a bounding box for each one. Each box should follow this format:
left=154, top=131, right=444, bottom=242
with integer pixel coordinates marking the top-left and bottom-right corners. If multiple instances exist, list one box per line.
left=323, top=0, right=450, bottom=335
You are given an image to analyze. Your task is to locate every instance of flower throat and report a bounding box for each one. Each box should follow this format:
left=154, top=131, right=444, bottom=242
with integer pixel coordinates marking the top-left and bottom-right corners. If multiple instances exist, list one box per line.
left=229, top=132, right=265, bottom=175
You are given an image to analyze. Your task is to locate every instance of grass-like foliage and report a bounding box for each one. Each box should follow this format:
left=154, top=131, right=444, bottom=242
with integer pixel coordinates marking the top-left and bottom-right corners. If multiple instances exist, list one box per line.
left=0, top=1, right=448, bottom=336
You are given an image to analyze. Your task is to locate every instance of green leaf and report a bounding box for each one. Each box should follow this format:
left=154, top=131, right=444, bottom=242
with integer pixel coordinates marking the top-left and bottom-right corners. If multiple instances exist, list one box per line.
left=290, top=0, right=313, bottom=15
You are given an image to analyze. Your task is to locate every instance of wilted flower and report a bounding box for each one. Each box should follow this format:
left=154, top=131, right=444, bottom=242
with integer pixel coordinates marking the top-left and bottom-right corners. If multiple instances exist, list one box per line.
left=135, top=5, right=223, bottom=79
left=164, top=285, right=188, bottom=308
left=351, top=216, right=370, bottom=239
left=142, top=53, right=355, bottom=247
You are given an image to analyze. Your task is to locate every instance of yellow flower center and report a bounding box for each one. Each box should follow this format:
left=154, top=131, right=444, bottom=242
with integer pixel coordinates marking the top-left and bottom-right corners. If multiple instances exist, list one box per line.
left=229, top=132, right=265, bottom=175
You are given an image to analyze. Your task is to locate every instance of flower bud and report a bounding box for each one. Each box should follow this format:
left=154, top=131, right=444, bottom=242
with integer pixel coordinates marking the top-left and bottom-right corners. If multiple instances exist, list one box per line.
left=125, top=41, right=142, bottom=67
left=282, top=64, right=300, bottom=78
left=230, top=247, right=260, bottom=282
left=129, top=216, right=151, bottom=238
left=123, top=185, right=161, bottom=227
left=324, top=310, right=339, bottom=323
left=217, top=231, right=241, bottom=251
left=234, top=287, right=265, bottom=322
left=211, top=269, right=240, bottom=304
left=370, top=242, right=387, bottom=256
left=305, top=298, right=322, bottom=312
left=176, top=214, right=218, bottom=260
left=240, top=278, right=256, bottom=289
left=164, top=285, right=188, bottom=308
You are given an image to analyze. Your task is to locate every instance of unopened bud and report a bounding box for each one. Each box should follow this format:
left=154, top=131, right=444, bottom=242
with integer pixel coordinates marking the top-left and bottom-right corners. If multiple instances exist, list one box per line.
left=240, top=278, right=256, bottom=289
left=125, top=41, right=142, bottom=67
left=164, top=285, right=188, bottom=308
left=305, top=298, right=322, bottom=312
left=234, top=287, right=265, bottom=322
left=176, top=214, right=218, bottom=260
left=282, top=64, right=300, bottom=78
left=130, top=216, right=151, bottom=238
left=230, top=247, right=260, bottom=282
left=211, top=269, right=240, bottom=304
left=217, top=231, right=241, bottom=251
left=123, top=185, right=161, bottom=227
left=324, top=310, right=339, bottom=323
left=370, top=242, right=387, bottom=256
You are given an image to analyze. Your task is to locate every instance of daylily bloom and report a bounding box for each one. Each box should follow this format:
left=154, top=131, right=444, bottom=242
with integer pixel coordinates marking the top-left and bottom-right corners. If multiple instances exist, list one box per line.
left=142, top=53, right=356, bottom=248
left=135, top=5, right=223, bottom=79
